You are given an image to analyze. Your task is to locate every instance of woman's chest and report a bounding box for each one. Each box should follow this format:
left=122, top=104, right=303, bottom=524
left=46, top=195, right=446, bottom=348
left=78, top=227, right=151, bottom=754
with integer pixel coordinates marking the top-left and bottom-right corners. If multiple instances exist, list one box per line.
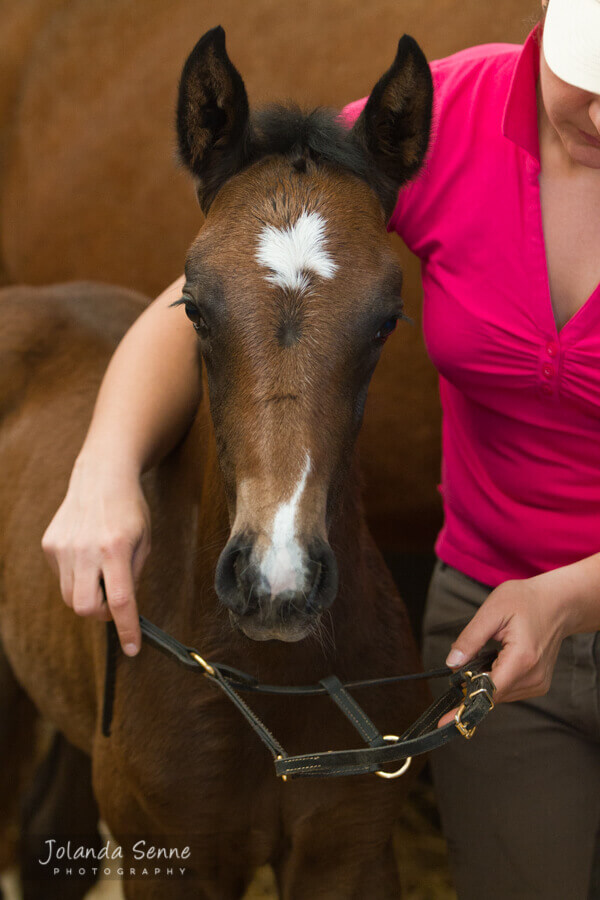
left=420, top=168, right=600, bottom=421
left=539, top=167, right=600, bottom=331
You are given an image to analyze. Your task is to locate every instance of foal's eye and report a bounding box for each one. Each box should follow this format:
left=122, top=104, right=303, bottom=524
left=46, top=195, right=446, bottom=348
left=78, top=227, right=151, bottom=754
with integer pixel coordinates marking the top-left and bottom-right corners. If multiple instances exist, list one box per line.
left=375, top=317, right=398, bottom=342
left=184, top=301, right=209, bottom=337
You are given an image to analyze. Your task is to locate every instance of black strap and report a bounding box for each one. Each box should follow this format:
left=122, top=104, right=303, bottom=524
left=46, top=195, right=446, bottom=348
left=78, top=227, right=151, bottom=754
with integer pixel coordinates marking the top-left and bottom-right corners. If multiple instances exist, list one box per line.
left=319, top=675, right=386, bottom=748
left=101, top=621, right=119, bottom=738
left=137, top=615, right=456, bottom=693
left=101, top=615, right=497, bottom=778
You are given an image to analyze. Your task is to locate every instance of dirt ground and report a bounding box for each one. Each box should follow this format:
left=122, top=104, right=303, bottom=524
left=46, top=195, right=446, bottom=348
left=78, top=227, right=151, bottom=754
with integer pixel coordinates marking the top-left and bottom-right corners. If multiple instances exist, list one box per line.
left=0, top=773, right=455, bottom=900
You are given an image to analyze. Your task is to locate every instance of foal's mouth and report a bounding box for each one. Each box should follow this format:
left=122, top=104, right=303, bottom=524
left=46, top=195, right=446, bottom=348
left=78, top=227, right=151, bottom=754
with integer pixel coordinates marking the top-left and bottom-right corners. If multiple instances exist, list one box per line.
left=229, top=609, right=315, bottom=643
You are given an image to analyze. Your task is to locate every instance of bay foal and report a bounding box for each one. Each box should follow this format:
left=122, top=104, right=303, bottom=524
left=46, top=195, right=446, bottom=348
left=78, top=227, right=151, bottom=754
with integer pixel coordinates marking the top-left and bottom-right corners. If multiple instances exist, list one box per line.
left=0, top=27, right=433, bottom=899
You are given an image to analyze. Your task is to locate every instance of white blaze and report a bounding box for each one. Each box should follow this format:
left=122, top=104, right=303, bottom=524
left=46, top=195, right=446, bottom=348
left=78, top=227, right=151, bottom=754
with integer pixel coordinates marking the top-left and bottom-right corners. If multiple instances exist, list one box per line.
left=256, top=211, right=338, bottom=292
left=260, top=454, right=312, bottom=596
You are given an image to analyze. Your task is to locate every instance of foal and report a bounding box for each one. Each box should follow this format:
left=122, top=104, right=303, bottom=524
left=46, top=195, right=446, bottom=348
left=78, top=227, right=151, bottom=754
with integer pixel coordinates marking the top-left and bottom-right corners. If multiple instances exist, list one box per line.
left=0, top=26, right=433, bottom=899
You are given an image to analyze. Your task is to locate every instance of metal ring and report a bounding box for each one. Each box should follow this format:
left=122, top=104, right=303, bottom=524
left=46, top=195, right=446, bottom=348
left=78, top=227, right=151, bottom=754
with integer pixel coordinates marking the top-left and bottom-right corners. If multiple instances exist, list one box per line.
left=375, top=735, right=412, bottom=780
left=189, top=651, right=215, bottom=676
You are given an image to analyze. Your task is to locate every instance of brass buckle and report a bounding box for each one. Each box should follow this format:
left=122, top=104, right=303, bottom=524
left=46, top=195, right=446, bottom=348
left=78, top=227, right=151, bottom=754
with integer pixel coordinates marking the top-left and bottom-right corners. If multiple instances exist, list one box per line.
left=454, top=702, right=477, bottom=739
left=189, top=651, right=215, bottom=676
left=455, top=671, right=496, bottom=740
left=469, top=686, right=495, bottom=711
left=375, top=735, right=412, bottom=780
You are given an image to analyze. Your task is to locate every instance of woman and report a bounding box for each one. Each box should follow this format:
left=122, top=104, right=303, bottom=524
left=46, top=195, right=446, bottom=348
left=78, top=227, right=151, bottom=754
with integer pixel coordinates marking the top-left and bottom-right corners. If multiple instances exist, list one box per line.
left=43, top=0, right=600, bottom=895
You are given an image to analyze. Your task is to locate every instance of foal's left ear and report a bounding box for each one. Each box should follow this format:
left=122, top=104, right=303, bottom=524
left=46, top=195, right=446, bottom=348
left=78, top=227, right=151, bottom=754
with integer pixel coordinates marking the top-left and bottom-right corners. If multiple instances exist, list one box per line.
left=177, top=26, right=250, bottom=212
left=351, top=35, right=433, bottom=217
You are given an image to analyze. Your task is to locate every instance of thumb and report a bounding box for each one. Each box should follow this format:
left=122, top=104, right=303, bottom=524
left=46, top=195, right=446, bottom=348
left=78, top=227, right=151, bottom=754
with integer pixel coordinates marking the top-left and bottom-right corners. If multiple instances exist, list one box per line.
left=445, top=601, right=502, bottom=668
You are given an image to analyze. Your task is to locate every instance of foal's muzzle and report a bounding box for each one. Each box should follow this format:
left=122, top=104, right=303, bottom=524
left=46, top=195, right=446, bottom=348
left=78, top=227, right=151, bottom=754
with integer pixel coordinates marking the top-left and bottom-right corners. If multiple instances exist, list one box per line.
left=215, top=534, right=338, bottom=641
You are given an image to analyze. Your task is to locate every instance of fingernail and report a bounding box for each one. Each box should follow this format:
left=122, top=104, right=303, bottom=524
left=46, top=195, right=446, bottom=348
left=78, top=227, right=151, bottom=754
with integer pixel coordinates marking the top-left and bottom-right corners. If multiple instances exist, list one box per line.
left=446, top=649, right=465, bottom=667
left=123, top=643, right=138, bottom=657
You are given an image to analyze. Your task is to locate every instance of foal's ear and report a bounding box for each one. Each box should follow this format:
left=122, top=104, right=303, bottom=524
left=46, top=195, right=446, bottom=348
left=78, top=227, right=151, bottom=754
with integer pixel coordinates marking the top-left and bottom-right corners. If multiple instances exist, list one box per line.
left=176, top=26, right=250, bottom=212
left=351, top=35, right=433, bottom=217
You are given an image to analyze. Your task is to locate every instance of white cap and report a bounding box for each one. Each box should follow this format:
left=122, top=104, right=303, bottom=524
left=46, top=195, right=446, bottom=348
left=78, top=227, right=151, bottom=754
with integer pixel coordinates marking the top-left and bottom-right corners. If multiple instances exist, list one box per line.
left=543, top=0, right=600, bottom=94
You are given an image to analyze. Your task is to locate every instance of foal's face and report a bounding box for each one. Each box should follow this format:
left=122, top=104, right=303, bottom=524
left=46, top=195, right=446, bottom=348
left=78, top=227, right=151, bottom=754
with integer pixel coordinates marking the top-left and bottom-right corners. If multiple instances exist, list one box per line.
left=182, top=158, right=404, bottom=640
left=175, top=25, right=433, bottom=640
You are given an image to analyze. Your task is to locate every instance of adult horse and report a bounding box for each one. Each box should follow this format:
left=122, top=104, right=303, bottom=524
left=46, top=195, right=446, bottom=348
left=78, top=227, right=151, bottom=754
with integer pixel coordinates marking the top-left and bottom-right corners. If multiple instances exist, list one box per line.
left=0, top=28, right=433, bottom=898
left=0, top=0, right=541, bottom=554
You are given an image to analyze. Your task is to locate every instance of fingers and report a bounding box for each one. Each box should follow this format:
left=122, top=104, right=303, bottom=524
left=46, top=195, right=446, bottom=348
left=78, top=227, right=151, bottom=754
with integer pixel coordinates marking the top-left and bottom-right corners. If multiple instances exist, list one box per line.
left=445, top=599, right=505, bottom=669
left=437, top=643, right=551, bottom=730
left=58, top=568, right=75, bottom=609
left=102, top=556, right=142, bottom=657
left=43, top=523, right=147, bottom=653
left=44, top=531, right=113, bottom=620
left=72, top=570, right=106, bottom=617
left=41, top=467, right=151, bottom=657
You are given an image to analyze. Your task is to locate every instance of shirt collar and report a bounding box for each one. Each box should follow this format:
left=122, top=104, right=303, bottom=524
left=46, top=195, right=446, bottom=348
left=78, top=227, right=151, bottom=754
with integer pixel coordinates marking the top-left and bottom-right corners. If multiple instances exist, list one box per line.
left=502, top=27, right=541, bottom=165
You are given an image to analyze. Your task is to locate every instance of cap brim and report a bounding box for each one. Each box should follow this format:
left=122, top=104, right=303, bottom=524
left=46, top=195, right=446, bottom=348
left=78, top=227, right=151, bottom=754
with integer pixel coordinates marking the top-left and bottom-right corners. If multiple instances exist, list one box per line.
left=543, top=0, right=600, bottom=94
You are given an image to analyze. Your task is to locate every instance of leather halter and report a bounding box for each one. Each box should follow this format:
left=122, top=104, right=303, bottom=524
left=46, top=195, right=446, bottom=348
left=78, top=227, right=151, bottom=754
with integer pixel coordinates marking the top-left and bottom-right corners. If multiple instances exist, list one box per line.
left=102, top=617, right=496, bottom=780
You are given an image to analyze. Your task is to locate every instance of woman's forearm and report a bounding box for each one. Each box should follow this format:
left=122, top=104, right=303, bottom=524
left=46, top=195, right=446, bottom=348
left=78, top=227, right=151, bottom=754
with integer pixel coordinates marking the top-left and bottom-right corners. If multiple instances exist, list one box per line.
left=80, top=275, right=201, bottom=475
left=42, top=275, right=200, bottom=653
left=538, top=552, right=600, bottom=636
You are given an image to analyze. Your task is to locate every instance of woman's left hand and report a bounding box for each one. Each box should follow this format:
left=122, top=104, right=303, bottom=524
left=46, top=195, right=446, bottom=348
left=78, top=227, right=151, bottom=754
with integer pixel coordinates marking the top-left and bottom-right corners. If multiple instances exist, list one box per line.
left=437, top=556, right=600, bottom=726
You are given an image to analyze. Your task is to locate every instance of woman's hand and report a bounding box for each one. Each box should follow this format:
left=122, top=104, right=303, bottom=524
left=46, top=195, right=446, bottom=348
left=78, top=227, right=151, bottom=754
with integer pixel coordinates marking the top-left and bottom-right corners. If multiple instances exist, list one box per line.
left=445, top=576, right=568, bottom=705
left=438, top=556, right=600, bottom=726
left=42, top=453, right=151, bottom=656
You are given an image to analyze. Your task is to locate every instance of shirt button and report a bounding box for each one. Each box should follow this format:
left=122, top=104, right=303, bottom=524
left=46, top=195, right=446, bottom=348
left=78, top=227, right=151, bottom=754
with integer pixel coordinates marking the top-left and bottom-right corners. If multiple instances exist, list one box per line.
left=541, top=383, right=553, bottom=396
left=546, top=342, right=558, bottom=357
left=542, top=363, right=554, bottom=379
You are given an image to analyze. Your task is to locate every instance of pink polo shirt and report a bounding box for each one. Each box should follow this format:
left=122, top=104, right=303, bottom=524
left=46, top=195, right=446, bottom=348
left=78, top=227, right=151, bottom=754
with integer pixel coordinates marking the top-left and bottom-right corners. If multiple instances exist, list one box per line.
left=343, top=30, right=600, bottom=587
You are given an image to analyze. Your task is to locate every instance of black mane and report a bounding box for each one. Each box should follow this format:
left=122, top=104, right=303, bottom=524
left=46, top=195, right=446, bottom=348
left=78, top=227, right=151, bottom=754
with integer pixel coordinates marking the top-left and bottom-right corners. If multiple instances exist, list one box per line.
left=249, top=103, right=370, bottom=182
left=198, top=102, right=397, bottom=214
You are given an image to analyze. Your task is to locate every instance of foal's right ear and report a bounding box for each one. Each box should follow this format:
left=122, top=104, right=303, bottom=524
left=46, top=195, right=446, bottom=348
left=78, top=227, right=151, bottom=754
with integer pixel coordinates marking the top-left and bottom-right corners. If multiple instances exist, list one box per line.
left=176, top=26, right=250, bottom=212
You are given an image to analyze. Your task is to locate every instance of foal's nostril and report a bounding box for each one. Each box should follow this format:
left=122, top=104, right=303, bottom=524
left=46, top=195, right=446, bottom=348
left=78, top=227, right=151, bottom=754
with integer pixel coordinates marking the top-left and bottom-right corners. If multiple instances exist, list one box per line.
left=215, top=536, right=253, bottom=614
left=306, top=539, right=338, bottom=610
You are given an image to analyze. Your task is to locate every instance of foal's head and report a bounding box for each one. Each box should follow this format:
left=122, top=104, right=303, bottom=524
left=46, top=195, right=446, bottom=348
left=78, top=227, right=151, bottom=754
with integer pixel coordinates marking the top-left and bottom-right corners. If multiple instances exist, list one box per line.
left=176, top=27, right=432, bottom=641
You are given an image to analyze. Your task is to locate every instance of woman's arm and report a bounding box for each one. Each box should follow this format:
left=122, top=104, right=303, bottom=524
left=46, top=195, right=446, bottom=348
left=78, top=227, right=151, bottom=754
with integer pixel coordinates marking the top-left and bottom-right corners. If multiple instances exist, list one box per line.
left=42, top=275, right=201, bottom=655
left=438, top=553, right=600, bottom=722
left=83, top=275, right=198, bottom=474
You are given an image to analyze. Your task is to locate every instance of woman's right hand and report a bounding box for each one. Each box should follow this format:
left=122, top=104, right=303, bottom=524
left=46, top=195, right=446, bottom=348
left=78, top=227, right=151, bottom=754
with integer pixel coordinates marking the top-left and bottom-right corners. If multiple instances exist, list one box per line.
left=42, top=453, right=151, bottom=656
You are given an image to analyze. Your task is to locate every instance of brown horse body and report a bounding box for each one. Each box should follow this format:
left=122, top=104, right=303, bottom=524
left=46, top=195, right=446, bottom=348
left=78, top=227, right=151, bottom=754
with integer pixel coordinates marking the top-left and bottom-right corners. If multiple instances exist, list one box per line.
left=0, top=30, right=437, bottom=897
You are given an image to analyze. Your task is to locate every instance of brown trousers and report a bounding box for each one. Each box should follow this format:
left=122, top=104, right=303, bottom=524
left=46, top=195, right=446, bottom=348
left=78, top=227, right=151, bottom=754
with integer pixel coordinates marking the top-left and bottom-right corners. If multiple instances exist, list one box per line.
left=422, top=559, right=600, bottom=900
